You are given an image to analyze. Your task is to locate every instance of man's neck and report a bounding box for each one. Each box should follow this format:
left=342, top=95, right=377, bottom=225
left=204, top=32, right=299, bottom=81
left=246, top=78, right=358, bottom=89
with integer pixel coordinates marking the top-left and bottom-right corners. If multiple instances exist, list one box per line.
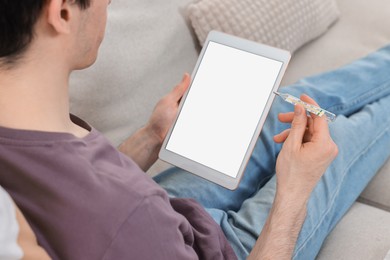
left=0, top=59, right=89, bottom=138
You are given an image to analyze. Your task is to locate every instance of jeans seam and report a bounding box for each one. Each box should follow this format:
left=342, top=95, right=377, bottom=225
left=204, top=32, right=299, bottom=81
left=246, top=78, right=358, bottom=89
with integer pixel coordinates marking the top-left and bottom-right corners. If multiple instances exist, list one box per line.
left=326, top=80, right=390, bottom=113
left=293, top=121, right=390, bottom=258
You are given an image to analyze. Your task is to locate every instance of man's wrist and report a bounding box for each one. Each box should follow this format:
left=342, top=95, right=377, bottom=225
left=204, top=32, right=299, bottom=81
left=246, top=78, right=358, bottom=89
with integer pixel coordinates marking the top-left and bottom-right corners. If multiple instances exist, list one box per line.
left=273, top=191, right=309, bottom=215
left=248, top=188, right=309, bottom=260
left=118, top=125, right=163, bottom=172
left=275, top=188, right=311, bottom=208
left=142, top=123, right=165, bottom=147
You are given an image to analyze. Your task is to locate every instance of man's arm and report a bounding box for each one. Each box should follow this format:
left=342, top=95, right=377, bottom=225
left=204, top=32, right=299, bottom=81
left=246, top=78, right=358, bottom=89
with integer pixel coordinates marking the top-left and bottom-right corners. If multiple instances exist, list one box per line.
left=119, top=74, right=190, bottom=171
left=248, top=193, right=307, bottom=259
left=248, top=95, right=338, bottom=259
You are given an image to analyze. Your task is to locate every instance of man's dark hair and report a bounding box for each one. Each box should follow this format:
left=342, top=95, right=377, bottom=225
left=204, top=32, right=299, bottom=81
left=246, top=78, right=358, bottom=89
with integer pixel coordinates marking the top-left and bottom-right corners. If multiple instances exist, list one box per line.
left=0, top=0, right=91, bottom=66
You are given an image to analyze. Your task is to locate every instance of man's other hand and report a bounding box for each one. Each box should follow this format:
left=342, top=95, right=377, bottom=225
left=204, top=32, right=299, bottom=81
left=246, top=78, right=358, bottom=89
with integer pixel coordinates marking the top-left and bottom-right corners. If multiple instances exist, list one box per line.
left=273, top=94, right=338, bottom=200
left=119, top=74, right=190, bottom=171
left=145, top=73, right=190, bottom=143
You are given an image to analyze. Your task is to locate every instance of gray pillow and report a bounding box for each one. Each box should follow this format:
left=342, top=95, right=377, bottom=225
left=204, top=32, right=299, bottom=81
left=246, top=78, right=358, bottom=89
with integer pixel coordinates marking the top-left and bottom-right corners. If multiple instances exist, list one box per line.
left=188, top=0, right=340, bottom=53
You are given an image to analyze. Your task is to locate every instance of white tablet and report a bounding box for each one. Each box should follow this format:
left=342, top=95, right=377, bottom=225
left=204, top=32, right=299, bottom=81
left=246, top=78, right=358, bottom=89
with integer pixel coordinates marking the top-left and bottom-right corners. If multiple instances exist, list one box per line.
left=159, top=31, right=291, bottom=190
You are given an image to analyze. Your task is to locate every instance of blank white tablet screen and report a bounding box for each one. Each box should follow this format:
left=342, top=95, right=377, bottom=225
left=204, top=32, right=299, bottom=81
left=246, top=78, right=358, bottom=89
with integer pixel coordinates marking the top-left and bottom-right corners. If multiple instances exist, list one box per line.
left=166, top=41, right=283, bottom=178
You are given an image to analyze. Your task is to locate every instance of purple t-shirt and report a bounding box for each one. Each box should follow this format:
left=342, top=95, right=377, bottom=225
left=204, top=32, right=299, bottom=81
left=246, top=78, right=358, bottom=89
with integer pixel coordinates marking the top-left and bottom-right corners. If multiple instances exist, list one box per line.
left=0, top=116, right=237, bottom=260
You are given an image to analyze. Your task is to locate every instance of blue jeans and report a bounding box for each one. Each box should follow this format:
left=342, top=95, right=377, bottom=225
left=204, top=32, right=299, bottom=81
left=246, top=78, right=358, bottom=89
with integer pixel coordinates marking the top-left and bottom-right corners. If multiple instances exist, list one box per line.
left=154, top=45, right=390, bottom=259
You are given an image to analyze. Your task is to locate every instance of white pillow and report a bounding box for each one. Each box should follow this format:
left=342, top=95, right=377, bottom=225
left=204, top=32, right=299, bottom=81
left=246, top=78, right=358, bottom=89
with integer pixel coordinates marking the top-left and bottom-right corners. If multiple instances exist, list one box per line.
left=0, top=187, right=23, bottom=260
left=188, top=0, right=340, bottom=53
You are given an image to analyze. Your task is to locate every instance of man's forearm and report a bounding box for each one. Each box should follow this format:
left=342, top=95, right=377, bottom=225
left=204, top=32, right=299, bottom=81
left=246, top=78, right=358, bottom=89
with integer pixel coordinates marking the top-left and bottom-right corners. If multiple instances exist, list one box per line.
left=248, top=193, right=308, bottom=260
left=118, top=126, right=162, bottom=172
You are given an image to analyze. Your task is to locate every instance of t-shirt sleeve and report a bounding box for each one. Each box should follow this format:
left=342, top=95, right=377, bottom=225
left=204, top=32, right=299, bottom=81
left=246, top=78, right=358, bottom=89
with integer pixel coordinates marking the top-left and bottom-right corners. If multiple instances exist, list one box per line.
left=102, top=194, right=199, bottom=260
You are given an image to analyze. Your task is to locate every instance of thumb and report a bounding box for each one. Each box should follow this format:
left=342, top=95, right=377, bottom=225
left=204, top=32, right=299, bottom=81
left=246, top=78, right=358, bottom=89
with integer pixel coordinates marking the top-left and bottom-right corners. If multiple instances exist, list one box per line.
left=287, top=104, right=307, bottom=147
left=172, top=73, right=190, bottom=102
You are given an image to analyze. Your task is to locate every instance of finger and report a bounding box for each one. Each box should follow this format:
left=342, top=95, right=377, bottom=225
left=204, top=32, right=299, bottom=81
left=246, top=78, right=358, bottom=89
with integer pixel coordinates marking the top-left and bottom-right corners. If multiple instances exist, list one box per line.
left=307, top=115, right=314, bottom=134
left=300, top=94, right=319, bottom=107
left=285, top=104, right=307, bottom=148
left=172, top=73, right=190, bottom=102
left=278, top=112, right=295, bottom=123
left=300, top=94, right=330, bottom=138
left=278, top=94, right=317, bottom=124
left=279, top=112, right=313, bottom=131
left=273, top=129, right=291, bottom=143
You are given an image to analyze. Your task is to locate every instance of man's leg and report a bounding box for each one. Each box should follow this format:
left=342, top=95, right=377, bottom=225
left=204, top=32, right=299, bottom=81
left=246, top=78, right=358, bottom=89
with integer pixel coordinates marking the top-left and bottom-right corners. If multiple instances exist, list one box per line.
left=154, top=98, right=286, bottom=212
left=155, top=45, right=390, bottom=214
left=293, top=96, right=390, bottom=259
left=202, top=45, right=390, bottom=258
left=155, top=89, right=308, bottom=212
left=212, top=94, right=390, bottom=258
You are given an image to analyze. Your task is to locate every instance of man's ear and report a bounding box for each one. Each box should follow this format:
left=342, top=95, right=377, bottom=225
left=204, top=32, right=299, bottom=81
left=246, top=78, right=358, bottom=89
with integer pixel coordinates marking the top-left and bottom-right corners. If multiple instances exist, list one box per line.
left=46, top=0, right=74, bottom=34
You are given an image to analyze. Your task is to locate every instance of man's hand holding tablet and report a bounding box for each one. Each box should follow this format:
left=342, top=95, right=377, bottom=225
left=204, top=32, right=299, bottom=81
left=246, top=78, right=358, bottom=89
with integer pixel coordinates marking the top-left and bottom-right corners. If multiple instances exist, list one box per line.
left=159, top=31, right=291, bottom=190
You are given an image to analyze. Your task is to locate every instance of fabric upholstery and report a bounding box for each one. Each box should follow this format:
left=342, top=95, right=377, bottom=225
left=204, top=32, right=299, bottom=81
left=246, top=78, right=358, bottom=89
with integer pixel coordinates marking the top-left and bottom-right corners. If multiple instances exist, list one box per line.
left=187, top=0, right=340, bottom=52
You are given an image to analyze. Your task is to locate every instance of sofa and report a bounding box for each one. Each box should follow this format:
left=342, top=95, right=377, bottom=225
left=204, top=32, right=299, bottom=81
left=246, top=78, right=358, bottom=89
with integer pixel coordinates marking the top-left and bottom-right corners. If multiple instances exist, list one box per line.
left=69, top=0, right=390, bottom=258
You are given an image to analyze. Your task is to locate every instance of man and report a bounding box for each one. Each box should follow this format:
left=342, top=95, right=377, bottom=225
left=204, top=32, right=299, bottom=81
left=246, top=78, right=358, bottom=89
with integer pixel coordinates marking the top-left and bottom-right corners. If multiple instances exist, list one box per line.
left=0, top=0, right=389, bottom=259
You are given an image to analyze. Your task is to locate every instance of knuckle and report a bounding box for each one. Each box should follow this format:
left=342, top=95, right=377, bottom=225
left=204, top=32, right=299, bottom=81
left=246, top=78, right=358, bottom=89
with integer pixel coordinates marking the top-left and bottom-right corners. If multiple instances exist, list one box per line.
left=325, top=140, right=338, bottom=158
left=332, top=143, right=339, bottom=157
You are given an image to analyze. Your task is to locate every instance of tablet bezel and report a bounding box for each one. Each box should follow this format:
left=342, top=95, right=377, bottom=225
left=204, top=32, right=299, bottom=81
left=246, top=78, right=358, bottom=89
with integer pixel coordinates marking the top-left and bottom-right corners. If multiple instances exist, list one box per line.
left=159, top=31, right=291, bottom=190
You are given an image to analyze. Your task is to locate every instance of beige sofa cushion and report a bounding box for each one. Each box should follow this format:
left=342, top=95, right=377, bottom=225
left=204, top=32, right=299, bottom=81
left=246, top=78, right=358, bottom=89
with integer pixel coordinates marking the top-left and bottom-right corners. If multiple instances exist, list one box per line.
left=317, top=202, right=390, bottom=260
left=188, top=0, right=340, bottom=53
left=359, top=160, right=390, bottom=212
